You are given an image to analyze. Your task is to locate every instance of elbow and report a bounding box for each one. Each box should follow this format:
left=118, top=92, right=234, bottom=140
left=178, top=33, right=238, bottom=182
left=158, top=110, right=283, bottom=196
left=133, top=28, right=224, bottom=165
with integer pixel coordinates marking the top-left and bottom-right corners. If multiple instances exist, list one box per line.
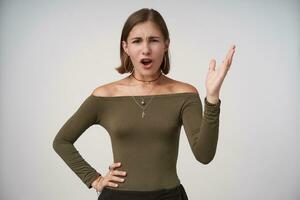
left=52, top=138, right=59, bottom=152
left=196, top=157, right=213, bottom=165
left=195, top=152, right=216, bottom=165
left=199, top=158, right=213, bottom=165
left=52, top=136, right=63, bottom=153
left=52, top=135, right=73, bottom=155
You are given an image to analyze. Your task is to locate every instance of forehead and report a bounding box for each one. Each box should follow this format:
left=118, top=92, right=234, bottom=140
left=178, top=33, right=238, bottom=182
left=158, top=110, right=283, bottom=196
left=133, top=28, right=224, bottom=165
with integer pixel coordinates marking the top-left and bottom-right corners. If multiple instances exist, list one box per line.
left=128, top=21, right=163, bottom=39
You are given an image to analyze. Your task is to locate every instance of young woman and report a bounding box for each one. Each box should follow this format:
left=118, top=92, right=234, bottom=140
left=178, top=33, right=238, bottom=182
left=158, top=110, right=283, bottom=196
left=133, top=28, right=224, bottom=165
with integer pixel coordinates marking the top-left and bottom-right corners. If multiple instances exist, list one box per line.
left=53, top=8, right=236, bottom=200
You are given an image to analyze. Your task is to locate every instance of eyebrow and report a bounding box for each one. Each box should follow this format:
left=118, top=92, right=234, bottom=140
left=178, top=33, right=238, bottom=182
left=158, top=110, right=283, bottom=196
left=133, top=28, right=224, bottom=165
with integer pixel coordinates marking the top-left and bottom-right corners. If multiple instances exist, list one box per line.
left=130, top=36, right=161, bottom=41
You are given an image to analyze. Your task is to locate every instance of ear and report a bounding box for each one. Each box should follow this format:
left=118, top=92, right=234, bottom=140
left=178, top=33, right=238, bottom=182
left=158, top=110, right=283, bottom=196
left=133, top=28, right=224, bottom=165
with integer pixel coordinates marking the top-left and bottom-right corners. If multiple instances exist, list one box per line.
left=122, top=40, right=129, bottom=55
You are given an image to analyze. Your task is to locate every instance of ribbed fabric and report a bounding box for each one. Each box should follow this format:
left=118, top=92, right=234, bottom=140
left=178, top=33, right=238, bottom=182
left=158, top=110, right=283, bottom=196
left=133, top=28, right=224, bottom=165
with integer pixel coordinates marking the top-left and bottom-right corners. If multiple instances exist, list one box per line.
left=53, top=92, right=221, bottom=190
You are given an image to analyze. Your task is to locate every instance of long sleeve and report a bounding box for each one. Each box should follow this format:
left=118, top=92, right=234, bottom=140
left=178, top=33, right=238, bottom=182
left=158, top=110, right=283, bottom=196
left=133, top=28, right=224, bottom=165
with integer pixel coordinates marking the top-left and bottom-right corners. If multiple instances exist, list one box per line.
left=180, top=94, right=221, bottom=164
left=52, top=94, right=101, bottom=189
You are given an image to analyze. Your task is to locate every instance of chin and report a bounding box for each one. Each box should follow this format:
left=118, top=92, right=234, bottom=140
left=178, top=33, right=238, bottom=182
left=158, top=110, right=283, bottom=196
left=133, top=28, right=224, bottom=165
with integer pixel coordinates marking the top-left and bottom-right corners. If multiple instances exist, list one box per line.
left=138, top=66, right=159, bottom=73
left=143, top=69, right=160, bottom=75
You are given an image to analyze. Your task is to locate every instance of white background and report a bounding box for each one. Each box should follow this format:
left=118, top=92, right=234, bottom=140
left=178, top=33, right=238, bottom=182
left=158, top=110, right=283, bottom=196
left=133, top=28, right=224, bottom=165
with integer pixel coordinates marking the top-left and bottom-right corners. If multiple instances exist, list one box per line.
left=0, top=0, right=299, bottom=199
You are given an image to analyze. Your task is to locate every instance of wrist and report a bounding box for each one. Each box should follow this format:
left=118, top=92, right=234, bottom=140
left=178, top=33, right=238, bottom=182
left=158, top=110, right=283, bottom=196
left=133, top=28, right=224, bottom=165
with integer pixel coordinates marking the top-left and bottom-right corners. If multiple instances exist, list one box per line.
left=91, top=174, right=102, bottom=188
left=206, top=95, right=219, bottom=104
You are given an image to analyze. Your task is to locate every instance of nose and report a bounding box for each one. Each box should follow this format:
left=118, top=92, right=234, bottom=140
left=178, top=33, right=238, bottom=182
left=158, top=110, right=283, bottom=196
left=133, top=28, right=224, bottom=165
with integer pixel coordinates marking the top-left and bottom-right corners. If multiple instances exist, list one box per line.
left=142, top=42, right=151, bottom=55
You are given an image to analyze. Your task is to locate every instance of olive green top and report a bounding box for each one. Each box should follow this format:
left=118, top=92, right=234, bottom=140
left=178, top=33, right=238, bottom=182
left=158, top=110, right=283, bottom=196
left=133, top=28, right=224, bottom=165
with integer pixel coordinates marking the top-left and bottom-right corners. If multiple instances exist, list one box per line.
left=53, top=92, right=221, bottom=191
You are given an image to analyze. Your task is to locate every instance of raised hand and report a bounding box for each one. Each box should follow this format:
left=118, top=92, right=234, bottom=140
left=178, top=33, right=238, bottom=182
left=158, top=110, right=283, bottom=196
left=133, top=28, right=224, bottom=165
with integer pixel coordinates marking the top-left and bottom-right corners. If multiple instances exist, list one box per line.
left=205, top=44, right=236, bottom=104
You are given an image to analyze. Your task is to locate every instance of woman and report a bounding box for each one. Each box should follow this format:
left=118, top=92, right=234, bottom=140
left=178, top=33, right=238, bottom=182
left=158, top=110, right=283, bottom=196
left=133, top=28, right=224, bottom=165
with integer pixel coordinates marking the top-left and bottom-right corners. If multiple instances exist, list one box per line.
left=53, top=8, right=236, bottom=200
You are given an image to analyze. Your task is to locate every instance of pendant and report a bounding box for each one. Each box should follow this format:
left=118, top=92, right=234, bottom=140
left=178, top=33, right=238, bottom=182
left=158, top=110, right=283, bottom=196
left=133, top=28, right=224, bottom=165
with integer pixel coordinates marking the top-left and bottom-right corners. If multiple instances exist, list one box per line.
left=142, top=111, right=145, bottom=118
left=141, top=100, right=145, bottom=105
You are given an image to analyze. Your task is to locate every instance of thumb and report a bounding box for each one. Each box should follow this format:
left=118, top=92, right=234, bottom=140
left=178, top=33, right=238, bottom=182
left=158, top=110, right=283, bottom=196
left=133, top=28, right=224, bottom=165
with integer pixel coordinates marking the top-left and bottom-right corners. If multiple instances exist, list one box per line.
left=209, top=59, right=216, bottom=72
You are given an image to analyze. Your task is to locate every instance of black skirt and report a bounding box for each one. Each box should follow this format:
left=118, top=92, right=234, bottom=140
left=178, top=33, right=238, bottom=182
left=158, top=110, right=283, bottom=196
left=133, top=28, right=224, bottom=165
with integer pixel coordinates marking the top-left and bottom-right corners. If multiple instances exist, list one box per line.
left=97, top=184, right=189, bottom=200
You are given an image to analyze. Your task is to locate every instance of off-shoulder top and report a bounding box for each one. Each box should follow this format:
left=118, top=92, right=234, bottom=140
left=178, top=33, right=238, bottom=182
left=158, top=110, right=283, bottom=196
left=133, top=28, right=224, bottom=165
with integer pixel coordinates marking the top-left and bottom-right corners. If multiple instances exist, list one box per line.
left=52, top=92, right=221, bottom=191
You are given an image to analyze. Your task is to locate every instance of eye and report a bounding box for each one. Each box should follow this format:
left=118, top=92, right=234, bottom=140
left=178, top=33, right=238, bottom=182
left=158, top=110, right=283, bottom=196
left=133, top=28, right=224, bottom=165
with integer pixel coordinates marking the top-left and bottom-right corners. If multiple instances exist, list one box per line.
left=132, top=40, right=140, bottom=43
left=151, top=39, right=159, bottom=42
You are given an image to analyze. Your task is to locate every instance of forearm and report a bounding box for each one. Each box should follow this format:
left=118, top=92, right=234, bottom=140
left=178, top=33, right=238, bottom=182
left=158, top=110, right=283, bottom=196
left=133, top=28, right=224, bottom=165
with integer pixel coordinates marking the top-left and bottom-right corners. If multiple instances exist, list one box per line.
left=194, top=118, right=219, bottom=164
left=181, top=94, right=221, bottom=165
left=193, top=97, right=221, bottom=164
left=53, top=137, right=100, bottom=188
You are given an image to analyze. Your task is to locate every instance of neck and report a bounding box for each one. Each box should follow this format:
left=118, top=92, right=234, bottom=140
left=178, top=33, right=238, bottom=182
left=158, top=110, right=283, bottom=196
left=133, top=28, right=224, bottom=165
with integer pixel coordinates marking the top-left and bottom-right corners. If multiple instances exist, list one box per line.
left=129, top=71, right=163, bottom=88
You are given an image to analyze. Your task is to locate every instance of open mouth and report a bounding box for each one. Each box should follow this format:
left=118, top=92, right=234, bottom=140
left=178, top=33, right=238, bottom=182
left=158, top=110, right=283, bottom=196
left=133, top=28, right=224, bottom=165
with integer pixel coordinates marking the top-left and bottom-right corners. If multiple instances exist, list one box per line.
left=140, top=58, right=153, bottom=67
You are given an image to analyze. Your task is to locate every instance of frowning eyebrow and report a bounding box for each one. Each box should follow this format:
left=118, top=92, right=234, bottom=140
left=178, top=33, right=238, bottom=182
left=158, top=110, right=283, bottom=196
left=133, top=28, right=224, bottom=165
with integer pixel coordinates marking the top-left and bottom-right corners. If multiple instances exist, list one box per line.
left=130, top=36, right=161, bottom=41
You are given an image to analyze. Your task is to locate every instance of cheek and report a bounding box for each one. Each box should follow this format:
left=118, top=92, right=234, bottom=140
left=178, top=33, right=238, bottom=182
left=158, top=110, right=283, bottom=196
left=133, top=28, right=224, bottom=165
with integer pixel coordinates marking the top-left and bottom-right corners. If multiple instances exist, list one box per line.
left=152, top=44, right=165, bottom=53
left=127, top=49, right=139, bottom=59
left=153, top=49, right=165, bottom=60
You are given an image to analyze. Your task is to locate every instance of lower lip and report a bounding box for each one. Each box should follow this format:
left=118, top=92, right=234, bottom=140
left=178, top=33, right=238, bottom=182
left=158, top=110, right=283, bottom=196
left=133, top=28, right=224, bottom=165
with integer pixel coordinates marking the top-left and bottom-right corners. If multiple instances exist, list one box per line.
left=141, top=62, right=153, bottom=69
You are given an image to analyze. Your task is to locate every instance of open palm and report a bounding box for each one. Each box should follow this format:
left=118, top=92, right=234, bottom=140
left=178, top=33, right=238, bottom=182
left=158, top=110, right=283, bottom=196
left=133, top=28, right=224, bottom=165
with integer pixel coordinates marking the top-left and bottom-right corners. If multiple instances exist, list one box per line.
left=205, top=45, right=236, bottom=98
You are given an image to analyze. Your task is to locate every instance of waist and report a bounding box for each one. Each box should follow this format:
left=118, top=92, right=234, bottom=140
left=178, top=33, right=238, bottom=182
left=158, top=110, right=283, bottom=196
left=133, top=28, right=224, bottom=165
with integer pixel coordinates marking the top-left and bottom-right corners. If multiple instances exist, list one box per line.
left=103, top=182, right=183, bottom=194
left=108, top=176, right=181, bottom=191
left=110, top=158, right=180, bottom=190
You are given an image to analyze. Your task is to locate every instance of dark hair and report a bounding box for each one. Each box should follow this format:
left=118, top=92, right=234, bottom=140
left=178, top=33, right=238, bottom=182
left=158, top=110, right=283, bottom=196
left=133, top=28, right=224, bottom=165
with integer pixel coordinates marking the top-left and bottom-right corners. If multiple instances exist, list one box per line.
left=115, top=8, right=170, bottom=74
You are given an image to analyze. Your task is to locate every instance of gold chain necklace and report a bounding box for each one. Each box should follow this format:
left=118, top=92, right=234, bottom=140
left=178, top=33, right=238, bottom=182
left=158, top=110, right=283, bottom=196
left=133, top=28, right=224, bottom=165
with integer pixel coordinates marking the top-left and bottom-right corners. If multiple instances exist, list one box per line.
left=129, top=72, right=162, bottom=118
left=131, top=95, right=155, bottom=118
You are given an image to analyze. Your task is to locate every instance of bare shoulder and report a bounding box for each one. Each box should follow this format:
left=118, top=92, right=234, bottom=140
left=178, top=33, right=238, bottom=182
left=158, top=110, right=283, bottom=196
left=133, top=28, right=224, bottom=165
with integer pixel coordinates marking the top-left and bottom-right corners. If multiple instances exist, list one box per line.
left=92, top=77, right=129, bottom=97
left=92, top=82, right=118, bottom=97
left=92, top=76, right=199, bottom=97
left=171, top=80, right=199, bottom=94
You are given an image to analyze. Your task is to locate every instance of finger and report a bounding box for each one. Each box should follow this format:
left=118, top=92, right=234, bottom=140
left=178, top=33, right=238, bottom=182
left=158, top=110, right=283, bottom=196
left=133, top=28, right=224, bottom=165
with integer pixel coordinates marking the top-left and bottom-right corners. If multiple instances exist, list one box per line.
left=110, top=175, right=125, bottom=183
left=107, top=181, right=119, bottom=187
left=221, top=59, right=231, bottom=75
left=229, top=44, right=236, bottom=51
left=113, top=170, right=127, bottom=176
left=225, top=45, right=236, bottom=66
left=222, top=58, right=229, bottom=67
left=209, top=59, right=216, bottom=72
left=223, top=45, right=235, bottom=64
left=108, top=169, right=125, bottom=177
left=226, top=50, right=235, bottom=70
left=109, top=162, right=121, bottom=170
left=228, top=48, right=236, bottom=66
